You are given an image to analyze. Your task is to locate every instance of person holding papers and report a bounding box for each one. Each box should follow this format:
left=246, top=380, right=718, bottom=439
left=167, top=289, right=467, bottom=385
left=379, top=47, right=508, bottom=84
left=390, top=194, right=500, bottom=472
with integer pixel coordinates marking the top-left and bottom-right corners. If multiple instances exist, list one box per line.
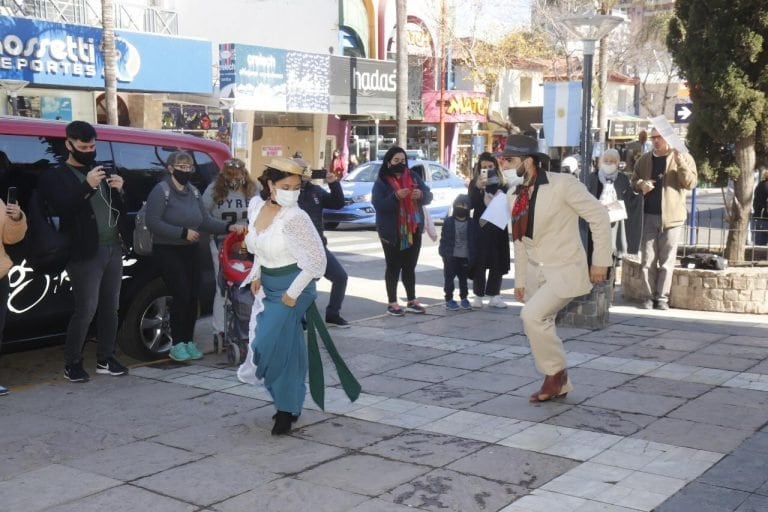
left=468, top=152, right=510, bottom=309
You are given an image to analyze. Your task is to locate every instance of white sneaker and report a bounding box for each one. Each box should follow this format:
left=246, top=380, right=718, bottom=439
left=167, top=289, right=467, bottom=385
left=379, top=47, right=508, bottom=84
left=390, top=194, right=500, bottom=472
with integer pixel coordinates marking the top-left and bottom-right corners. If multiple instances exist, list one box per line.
left=472, top=296, right=484, bottom=309
left=488, top=295, right=507, bottom=308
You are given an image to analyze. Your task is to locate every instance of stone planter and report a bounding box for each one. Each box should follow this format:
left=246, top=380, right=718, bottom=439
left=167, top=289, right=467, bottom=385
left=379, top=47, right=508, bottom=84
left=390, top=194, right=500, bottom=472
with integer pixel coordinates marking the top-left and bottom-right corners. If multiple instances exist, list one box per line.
left=621, top=256, right=768, bottom=314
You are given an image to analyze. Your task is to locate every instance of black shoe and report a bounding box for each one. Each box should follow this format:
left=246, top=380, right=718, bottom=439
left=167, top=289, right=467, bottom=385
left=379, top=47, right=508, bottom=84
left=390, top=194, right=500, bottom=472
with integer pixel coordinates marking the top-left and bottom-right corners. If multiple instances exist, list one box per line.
left=272, top=412, right=299, bottom=423
left=0, top=385, right=8, bottom=396
left=325, top=315, right=350, bottom=328
left=654, top=301, right=670, bottom=311
left=271, top=411, right=295, bottom=436
left=64, top=362, right=90, bottom=383
left=96, top=357, right=129, bottom=376
left=639, top=299, right=654, bottom=310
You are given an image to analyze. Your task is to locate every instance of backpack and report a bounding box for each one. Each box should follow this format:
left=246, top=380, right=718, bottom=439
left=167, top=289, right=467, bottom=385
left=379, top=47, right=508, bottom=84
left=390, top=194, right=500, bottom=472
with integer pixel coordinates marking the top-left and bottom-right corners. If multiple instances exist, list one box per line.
left=132, top=181, right=200, bottom=255
left=10, top=189, right=71, bottom=275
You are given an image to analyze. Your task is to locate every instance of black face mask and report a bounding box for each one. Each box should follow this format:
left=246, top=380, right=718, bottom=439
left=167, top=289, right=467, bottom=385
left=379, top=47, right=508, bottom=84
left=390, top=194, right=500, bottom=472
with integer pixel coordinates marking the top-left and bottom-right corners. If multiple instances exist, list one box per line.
left=453, top=207, right=469, bottom=218
left=173, top=170, right=193, bottom=186
left=68, top=143, right=97, bottom=168
left=485, top=184, right=499, bottom=195
left=388, top=162, right=406, bottom=175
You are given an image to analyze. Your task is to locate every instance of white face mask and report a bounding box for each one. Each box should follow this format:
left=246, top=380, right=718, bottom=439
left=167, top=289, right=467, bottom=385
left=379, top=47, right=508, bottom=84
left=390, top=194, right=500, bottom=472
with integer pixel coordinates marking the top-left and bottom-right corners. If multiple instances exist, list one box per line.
left=503, top=170, right=524, bottom=187
left=274, top=188, right=300, bottom=207
left=600, top=163, right=618, bottom=175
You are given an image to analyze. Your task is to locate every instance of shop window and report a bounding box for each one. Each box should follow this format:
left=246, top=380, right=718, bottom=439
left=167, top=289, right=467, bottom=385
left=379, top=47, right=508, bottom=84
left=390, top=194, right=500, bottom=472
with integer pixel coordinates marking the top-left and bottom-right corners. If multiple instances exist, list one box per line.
left=520, top=77, right=533, bottom=103
left=161, top=103, right=228, bottom=140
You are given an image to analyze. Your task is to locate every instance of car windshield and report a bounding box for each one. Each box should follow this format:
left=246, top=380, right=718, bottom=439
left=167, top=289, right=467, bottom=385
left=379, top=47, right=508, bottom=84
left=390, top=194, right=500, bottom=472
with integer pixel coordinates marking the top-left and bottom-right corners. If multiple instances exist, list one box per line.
left=344, top=163, right=381, bottom=182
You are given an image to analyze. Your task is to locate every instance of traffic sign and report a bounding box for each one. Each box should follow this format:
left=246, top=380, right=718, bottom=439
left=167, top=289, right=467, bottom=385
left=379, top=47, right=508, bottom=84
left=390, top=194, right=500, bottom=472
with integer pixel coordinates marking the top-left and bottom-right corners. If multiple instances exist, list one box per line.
left=675, top=103, right=693, bottom=124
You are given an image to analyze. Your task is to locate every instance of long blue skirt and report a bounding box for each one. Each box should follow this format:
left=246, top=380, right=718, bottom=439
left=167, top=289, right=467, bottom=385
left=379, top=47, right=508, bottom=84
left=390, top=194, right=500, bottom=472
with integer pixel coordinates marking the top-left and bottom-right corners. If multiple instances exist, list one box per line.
left=252, top=265, right=316, bottom=415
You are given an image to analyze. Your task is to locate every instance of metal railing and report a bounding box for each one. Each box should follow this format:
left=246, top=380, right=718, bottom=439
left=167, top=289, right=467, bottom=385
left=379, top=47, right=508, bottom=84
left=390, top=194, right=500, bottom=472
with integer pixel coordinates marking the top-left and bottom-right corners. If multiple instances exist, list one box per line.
left=681, top=207, right=767, bottom=265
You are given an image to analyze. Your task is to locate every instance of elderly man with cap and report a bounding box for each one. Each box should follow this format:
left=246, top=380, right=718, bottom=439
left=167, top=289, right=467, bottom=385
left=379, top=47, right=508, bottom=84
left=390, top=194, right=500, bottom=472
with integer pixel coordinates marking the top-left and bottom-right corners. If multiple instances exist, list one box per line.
left=506, top=135, right=612, bottom=402
left=294, top=156, right=350, bottom=327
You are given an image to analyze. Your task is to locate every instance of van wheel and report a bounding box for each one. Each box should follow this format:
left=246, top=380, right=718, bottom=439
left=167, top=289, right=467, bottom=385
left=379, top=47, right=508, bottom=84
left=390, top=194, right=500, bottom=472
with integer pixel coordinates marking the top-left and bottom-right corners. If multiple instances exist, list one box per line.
left=324, top=222, right=339, bottom=230
left=118, top=278, right=173, bottom=361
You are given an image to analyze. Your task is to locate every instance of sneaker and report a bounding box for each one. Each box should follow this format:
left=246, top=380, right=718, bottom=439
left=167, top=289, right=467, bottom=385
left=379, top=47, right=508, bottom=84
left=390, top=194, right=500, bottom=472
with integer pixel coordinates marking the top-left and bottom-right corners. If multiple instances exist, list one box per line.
left=96, top=357, right=129, bottom=376
left=639, top=299, right=654, bottom=310
left=169, top=343, right=191, bottom=362
left=460, top=298, right=472, bottom=310
left=488, top=295, right=508, bottom=309
left=0, top=385, right=8, bottom=396
left=325, top=315, right=350, bottom=328
left=654, top=301, right=670, bottom=311
left=445, top=299, right=460, bottom=311
left=64, top=362, right=90, bottom=383
left=386, top=304, right=405, bottom=316
left=184, top=341, right=204, bottom=360
left=472, top=296, right=484, bottom=309
left=406, top=301, right=426, bottom=314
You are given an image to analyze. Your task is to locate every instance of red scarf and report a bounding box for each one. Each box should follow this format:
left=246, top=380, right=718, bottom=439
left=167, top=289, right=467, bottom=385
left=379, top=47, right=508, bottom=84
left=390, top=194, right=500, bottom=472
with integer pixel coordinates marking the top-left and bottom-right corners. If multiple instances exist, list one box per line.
left=385, top=170, right=418, bottom=249
left=511, top=173, right=536, bottom=241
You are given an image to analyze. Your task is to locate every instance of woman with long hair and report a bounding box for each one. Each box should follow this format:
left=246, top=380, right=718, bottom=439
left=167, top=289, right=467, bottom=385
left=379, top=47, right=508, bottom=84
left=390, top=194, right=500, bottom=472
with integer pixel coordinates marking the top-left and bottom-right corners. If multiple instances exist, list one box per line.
left=371, top=146, right=433, bottom=316
left=202, top=158, right=258, bottom=348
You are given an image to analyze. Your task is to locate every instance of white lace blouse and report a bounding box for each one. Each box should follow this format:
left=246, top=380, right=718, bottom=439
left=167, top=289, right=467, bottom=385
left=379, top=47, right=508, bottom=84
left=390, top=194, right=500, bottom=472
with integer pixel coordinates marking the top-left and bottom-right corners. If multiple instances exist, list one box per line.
left=243, top=197, right=326, bottom=299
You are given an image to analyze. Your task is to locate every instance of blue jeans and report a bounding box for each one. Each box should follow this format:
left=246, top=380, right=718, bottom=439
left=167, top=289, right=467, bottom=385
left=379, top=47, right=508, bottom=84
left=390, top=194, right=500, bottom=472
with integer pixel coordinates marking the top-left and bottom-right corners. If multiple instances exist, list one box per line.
left=755, top=218, right=768, bottom=246
left=324, top=248, right=347, bottom=317
left=65, top=245, right=123, bottom=366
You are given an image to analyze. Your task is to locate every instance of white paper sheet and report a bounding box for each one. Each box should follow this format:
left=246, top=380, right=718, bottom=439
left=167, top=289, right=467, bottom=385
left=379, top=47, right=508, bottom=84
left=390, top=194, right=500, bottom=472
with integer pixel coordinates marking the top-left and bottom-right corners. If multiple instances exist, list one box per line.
left=480, top=192, right=511, bottom=230
left=649, top=115, right=689, bottom=154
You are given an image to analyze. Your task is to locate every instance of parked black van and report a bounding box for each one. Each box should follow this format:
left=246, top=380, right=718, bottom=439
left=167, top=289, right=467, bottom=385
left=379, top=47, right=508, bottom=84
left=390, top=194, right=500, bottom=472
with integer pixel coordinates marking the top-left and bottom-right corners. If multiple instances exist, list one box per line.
left=0, top=117, right=231, bottom=360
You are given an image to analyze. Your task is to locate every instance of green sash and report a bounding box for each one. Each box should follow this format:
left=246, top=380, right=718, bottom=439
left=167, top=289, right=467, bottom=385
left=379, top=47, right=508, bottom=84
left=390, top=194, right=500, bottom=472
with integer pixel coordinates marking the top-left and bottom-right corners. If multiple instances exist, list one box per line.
left=262, top=264, right=361, bottom=410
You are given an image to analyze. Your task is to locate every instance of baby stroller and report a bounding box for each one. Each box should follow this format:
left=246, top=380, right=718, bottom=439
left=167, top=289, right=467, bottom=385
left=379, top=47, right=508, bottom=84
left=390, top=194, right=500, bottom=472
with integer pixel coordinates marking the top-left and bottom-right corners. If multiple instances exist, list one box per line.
left=217, top=231, right=254, bottom=366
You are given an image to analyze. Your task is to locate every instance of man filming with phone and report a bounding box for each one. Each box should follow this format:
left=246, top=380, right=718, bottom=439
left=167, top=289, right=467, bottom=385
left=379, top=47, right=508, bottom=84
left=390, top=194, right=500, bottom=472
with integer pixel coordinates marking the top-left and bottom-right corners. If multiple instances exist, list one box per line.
left=39, top=121, right=131, bottom=383
left=294, top=155, right=350, bottom=327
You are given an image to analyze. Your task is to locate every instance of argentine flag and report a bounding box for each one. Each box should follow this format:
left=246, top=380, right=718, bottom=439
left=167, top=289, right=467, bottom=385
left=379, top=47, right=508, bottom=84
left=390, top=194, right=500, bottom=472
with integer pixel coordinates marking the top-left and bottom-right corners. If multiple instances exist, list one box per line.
left=543, top=81, right=581, bottom=147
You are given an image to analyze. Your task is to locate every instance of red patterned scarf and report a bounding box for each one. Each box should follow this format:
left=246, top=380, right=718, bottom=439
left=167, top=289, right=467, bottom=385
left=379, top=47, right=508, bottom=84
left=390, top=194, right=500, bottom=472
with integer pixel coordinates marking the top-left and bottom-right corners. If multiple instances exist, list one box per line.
left=511, top=173, right=537, bottom=241
left=385, top=170, right=419, bottom=249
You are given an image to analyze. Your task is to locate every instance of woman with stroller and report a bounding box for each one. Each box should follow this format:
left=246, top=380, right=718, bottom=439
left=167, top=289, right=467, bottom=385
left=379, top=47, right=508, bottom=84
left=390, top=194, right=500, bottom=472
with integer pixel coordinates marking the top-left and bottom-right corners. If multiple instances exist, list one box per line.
left=468, top=152, right=510, bottom=309
left=243, top=157, right=326, bottom=436
left=202, top=158, right=258, bottom=351
left=145, top=151, right=245, bottom=362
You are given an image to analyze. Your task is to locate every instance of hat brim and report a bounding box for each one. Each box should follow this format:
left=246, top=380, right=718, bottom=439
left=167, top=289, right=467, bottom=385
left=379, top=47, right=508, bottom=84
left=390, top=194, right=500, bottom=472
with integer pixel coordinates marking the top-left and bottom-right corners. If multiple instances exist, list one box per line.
left=256, top=157, right=306, bottom=179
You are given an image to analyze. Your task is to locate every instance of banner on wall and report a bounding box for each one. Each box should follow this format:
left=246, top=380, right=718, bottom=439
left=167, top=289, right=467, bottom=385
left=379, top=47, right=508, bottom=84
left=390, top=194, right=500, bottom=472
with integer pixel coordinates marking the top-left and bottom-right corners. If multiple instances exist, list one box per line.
left=421, top=91, right=488, bottom=123
left=0, top=16, right=212, bottom=94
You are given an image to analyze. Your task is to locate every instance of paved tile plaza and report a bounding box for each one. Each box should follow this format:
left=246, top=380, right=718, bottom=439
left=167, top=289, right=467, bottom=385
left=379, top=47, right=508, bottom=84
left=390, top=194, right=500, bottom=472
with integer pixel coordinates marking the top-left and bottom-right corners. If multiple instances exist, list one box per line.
left=1, top=301, right=766, bottom=511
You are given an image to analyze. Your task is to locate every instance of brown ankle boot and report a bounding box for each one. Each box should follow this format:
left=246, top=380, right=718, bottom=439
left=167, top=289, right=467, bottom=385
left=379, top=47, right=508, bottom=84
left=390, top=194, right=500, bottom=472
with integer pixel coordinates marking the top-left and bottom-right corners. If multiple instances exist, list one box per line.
left=529, top=369, right=572, bottom=403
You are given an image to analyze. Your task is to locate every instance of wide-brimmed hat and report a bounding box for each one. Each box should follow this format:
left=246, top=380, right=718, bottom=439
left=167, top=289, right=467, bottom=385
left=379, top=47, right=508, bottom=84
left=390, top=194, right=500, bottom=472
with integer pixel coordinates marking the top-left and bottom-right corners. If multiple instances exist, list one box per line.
left=256, top=157, right=305, bottom=178
left=501, top=134, right=549, bottom=161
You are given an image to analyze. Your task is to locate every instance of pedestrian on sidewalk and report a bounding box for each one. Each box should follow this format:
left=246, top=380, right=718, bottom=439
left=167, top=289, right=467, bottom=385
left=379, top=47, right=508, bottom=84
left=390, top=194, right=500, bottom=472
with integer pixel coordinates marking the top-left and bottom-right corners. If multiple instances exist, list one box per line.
left=38, top=121, right=131, bottom=382
left=372, top=146, right=433, bottom=316
left=632, top=128, right=698, bottom=310
left=202, top=158, right=257, bottom=351
left=0, top=174, right=26, bottom=396
left=753, top=166, right=768, bottom=246
left=294, top=157, right=350, bottom=327
left=468, top=152, right=510, bottom=309
left=145, top=151, right=244, bottom=363
left=507, top=135, right=612, bottom=403
left=243, top=157, right=327, bottom=435
left=439, top=194, right=477, bottom=311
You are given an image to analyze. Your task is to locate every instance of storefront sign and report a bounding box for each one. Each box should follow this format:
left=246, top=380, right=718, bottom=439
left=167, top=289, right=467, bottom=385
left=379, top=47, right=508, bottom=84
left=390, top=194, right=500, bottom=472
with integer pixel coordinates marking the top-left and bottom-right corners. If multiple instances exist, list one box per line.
left=329, top=56, right=396, bottom=115
left=608, top=117, right=650, bottom=140
left=261, top=145, right=283, bottom=157
left=220, top=43, right=396, bottom=115
left=421, top=91, right=488, bottom=123
left=0, top=16, right=211, bottom=94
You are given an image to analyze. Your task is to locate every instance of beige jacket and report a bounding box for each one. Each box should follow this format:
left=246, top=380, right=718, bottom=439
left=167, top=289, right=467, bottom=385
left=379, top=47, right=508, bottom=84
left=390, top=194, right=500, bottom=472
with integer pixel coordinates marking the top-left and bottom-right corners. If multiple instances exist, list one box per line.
left=632, top=150, right=697, bottom=229
left=0, top=200, right=27, bottom=279
left=513, top=172, right=613, bottom=299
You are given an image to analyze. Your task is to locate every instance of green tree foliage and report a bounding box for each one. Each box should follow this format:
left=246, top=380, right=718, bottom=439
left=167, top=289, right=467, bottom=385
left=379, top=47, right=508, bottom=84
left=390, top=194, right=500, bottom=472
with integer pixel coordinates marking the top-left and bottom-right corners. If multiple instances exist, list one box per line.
left=667, top=0, right=768, bottom=261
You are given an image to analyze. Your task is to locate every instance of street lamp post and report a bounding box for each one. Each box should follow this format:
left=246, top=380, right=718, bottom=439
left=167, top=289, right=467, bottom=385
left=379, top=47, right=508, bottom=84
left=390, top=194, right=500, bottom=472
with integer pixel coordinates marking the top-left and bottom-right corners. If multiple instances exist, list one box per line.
left=560, top=15, right=622, bottom=182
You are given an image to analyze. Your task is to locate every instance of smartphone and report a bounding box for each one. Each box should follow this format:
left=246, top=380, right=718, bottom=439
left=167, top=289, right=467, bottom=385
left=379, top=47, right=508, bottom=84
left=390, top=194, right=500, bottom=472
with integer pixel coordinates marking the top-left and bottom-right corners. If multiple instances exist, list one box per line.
left=6, top=186, right=17, bottom=205
left=480, top=168, right=488, bottom=179
left=311, top=169, right=328, bottom=180
left=102, top=165, right=114, bottom=178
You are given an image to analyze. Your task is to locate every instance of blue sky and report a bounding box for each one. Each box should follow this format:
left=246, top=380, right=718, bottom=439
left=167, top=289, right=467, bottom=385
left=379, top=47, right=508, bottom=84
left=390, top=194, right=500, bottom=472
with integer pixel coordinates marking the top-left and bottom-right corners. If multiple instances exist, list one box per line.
left=453, top=0, right=533, bottom=40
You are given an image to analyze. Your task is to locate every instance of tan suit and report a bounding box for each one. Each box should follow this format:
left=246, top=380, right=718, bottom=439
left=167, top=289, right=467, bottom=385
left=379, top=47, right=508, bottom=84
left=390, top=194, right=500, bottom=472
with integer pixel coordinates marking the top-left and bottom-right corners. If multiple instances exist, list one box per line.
left=514, top=172, right=612, bottom=376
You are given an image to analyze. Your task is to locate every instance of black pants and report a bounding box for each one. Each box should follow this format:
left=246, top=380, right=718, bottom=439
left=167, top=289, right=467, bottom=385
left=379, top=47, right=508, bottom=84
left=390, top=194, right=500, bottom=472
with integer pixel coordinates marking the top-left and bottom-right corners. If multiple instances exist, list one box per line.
left=0, top=276, right=8, bottom=346
left=381, top=233, right=422, bottom=303
left=443, top=257, right=469, bottom=301
left=324, top=248, right=348, bottom=317
left=154, top=244, right=201, bottom=344
left=473, top=267, right=503, bottom=297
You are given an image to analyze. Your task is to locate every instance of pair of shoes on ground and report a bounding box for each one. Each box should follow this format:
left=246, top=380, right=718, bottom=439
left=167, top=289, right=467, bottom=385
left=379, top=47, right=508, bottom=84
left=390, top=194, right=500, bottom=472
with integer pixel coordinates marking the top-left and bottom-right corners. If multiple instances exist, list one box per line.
left=473, top=295, right=507, bottom=309
left=640, top=299, right=670, bottom=311
left=387, top=300, right=426, bottom=316
left=445, top=299, right=472, bottom=311
left=65, top=357, right=129, bottom=383
left=325, top=314, right=350, bottom=328
left=272, top=410, right=298, bottom=436
left=169, top=342, right=204, bottom=362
